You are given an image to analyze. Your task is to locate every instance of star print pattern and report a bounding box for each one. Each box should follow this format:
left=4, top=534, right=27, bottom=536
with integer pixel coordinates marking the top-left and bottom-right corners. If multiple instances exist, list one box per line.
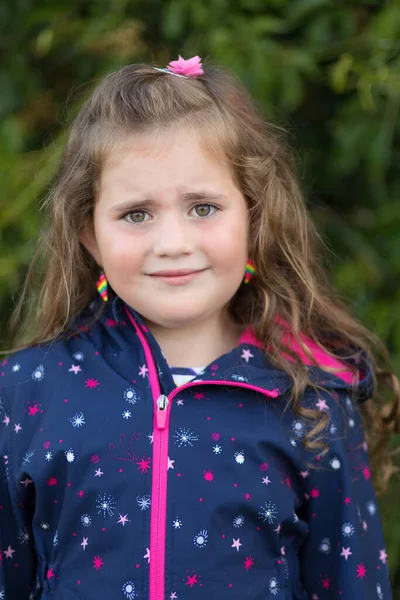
left=0, top=298, right=392, bottom=599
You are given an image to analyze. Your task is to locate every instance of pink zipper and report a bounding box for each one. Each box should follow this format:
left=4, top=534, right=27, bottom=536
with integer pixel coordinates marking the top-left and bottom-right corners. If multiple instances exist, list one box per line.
left=124, top=309, right=281, bottom=600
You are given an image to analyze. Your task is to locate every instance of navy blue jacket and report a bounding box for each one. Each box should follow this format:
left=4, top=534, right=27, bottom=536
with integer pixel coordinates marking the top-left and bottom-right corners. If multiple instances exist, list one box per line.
left=0, top=297, right=391, bottom=599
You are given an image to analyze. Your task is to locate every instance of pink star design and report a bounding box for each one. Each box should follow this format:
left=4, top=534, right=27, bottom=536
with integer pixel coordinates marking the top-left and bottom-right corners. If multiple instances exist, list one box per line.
left=3, top=545, right=15, bottom=559
left=176, top=399, right=184, bottom=406
left=186, top=574, right=198, bottom=587
left=344, top=497, right=351, bottom=504
left=93, top=555, right=104, bottom=571
left=193, top=392, right=205, bottom=400
left=232, top=538, right=242, bottom=551
left=316, top=398, right=329, bottom=411
left=28, top=404, right=39, bottom=416
left=356, top=563, right=367, bottom=579
left=241, top=349, right=254, bottom=362
left=69, top=365, right=82, bottom=374
left=300, top=470, right=309, bottom=478
left=274, top=524, right=281, bottom=533
left=85, top=377, right=100, bottom=389
left=117, top=514, right=130, bottom=526
left=2, top=415, right=10, bottom=426
left=379, top=549, right=388, bottom=564
left=81, top=537, right=88, bottom=550
left=341, top=547, right=352, bottom=560
left=137, top=457, right=151, bottom=473
left=47, top=567, right=55, bottom=579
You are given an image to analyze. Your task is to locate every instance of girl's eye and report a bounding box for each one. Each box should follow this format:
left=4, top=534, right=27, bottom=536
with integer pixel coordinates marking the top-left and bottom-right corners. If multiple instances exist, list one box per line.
left=123, top=211, right=149, bottom=224
left=191, top=204, right=218, bottom=218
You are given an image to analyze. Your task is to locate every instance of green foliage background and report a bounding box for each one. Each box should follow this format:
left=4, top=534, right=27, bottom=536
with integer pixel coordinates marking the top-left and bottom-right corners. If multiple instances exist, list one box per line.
left=1, top=0, right=399, bottom=592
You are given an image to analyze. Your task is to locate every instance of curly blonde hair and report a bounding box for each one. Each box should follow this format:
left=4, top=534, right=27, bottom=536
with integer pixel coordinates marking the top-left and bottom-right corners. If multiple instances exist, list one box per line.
left=9, top=62, right=400, bottom=490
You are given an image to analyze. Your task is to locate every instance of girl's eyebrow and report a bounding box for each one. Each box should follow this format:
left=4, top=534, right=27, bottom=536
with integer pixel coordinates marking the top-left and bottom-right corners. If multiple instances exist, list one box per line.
left=110, top=191, right=225, bottom=213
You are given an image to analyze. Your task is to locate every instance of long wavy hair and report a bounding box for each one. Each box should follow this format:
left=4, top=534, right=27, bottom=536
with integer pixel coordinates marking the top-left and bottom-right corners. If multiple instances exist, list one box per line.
left=9, top=62, right=400, bottom=490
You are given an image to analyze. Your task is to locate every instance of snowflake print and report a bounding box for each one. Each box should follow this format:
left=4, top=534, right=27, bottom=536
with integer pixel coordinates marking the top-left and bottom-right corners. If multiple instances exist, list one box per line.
left=342, top=523, right=355, bottom=537
left=330, top=456, right=341, bottom=470
left=376, top=583, right=384, bottom=600
left=173, top=427, right=199, bottom=448
left=124, top=388, right=137, bottom=405
left=12, top=363, right=21, bottom=372
left=96, top=493, right=116, bottom=518
left=193, top=530, right=208, bottom=548
left=122, top=410, right=132, bottom=419
left=234, top=451, right=245, bottom=464
left=213, top=444, right=222, bottom=454
left=330, top=423, right=337, bottom=435
left=45, top=451, right=52, bottom=461
left=292, top=419, right=305, bottom=438
left=345, top=396, right=354, bottom=412
left=21, top=450, right=34, bottom=468
left=231, top=374, right=248, bottom=382
left=70, top=412, right=85, bottom=427
left=233, top=515, right=245, bottom=528
left=123, top=582, right=136, bottom=599
left=65, top=448, right=75, bottom=463
left=259, top=501, right=278, bottom=524
left=17, top=528, right=30, bottom=544
left=73, top=351, right=84, bottom=361
left=366, top=500, right=377, bottom=516
left=173, top=518, right=182, bottom=529
left=319, top=538, right=331, bottom=554
left=81, top=514, right=92, bottom=527
left=136, top=495, right=151, bottom=510
left=32, top=365, right=45, bottom=382
left=269, top=577, right=279, bottom=595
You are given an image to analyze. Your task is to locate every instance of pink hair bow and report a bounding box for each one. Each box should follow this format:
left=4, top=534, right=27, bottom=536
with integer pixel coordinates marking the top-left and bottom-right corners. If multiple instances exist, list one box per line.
left=167, top=55, right=204, bottom=77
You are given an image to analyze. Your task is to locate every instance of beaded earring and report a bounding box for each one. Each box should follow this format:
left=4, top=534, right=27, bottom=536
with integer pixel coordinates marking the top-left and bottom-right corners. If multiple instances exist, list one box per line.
left=244, top=259, right=255, bottom=284
left=96, top=271, right=108, bottom=302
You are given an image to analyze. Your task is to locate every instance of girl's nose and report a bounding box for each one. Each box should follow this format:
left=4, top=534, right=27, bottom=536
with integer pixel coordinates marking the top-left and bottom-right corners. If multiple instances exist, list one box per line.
left=152, top=214, right=195, bottom=257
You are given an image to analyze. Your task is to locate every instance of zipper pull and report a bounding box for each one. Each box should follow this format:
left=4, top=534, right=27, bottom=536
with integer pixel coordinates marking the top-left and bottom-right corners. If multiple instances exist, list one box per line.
left=156, top=394, right=169, bottom=430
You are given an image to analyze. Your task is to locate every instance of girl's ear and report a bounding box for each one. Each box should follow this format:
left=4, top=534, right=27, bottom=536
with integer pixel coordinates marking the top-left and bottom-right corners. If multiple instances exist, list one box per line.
left=80, top=224, right=102, bottom=265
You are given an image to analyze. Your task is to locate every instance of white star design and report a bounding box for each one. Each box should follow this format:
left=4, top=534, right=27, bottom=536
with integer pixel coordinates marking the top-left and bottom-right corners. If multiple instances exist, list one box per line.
left=144, top=548, right=150, bottom=563
left=117, top=514, right=130, bottom=526
left=241, top=349, right=254, bottom=363
left=262, top=476, right=271, bottom=485
left=81, top=537, right=88, bottom=550
left=139, top=365, right=148, bottom=377
left=167, top=457, right=175, bottom=470
left=169, top=593, right=177, bottom=600
left=379, top=549, right=388, bottom=564
left=14, top=423, right=22, bottom=433
left=231, top=538, right=242, bottom=551
left=69, top=365, right=82, bottom=374
left=274, top=524, right=281, bottom=533
left=340, top=546, right=352, bottom=560
left=315, top=398, right=329, bottom=411
left=94, top=468, right=104, bottom=477
left=176, top=399, right=184, bottom=406
left=3, top=545, right=15, bottom=559
left=300, top=470, right=309, bottom=478
left=2, top=415, right=10, bottom=426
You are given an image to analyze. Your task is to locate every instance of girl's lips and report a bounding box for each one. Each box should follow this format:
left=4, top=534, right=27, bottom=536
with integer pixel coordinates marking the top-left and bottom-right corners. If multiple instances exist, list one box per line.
left=148, top=268, right=207, bottom=285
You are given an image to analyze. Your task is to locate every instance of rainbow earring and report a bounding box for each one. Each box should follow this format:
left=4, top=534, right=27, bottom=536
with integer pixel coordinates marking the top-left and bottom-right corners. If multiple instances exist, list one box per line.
left=244, top=259, right=255, bottom=284
left=96, top=271, right=108, bottom=302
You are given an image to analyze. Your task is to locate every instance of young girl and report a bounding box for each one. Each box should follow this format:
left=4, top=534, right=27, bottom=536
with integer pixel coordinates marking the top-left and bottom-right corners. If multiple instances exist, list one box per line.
left=0, top=55, right=398, bottom=600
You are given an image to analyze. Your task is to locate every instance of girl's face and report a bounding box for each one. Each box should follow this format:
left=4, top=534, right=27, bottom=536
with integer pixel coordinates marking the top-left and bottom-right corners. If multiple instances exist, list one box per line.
left=83, top=127, right=249, bottom=331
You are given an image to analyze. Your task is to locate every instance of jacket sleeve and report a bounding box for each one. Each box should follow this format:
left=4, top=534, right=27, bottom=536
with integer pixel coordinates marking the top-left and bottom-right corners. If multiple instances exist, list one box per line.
left=298, top=390, right=392, bottom=599
left=0, top=387, right=37, bottom=599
